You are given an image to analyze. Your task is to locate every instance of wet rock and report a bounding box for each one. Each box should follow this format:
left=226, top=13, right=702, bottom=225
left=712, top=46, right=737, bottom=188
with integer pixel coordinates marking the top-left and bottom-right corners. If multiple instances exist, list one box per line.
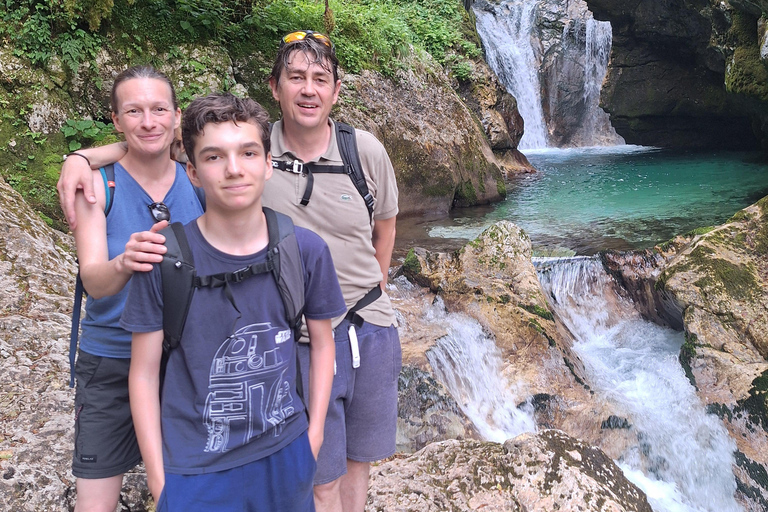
left=336, top=51, right=506, bottom=215
left=368, top=429, right=653, bottom=512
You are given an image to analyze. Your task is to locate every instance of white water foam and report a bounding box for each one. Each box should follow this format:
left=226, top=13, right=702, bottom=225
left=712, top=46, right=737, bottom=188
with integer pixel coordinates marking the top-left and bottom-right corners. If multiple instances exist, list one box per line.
left=423, top=298, right=536, bottom=442
left=536, top=257, right=741, bottom=512
left=474, top=0, right=548, bottom=149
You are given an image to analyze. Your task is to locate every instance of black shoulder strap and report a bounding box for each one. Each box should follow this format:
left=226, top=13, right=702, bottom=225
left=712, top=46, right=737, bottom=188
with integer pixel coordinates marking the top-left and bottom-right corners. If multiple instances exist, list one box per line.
left=271, top=122, right=374, bottom=221
left=160, top=222, right=197, bottom=351
left=264, top=207, right=306, bottom=340
left=334, top=122, right=374, bottom=221
left=101, top=164, right=116, bottom=217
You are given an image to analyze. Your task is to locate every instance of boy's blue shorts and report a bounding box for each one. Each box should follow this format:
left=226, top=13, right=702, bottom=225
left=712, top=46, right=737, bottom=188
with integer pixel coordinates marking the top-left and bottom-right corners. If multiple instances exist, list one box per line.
left=157, top=431, right=316, bottom=512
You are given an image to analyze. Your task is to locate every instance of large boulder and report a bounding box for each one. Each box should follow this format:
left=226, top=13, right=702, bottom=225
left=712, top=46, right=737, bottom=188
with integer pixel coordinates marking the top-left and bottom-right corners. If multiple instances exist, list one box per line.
left=333, top=51, right=506, bottom=215
left=368, top=429, right=652, bottom=512
left=0, top=175, right=152, bottom=511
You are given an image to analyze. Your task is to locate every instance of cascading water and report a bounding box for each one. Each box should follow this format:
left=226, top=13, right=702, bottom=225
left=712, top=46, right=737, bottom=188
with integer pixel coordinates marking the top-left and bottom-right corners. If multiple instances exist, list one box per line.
left=422, top=297, right=537, bottom=442
left=474, top=0, right=622, bottom=148
left=474, top=0, right=548, bottom=149
left=535, top=256, right=742, bottom=512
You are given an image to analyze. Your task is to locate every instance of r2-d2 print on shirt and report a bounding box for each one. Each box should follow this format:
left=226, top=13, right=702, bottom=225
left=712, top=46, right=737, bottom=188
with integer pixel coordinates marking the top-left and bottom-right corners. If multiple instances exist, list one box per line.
left=204, top=322, right=295, bottom=453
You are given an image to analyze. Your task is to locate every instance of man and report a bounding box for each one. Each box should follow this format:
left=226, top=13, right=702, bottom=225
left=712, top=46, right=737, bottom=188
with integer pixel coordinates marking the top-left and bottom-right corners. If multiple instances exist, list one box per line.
left=58, top=30, right=400, bottom=512
left=265, top=31, right=401, bottom=512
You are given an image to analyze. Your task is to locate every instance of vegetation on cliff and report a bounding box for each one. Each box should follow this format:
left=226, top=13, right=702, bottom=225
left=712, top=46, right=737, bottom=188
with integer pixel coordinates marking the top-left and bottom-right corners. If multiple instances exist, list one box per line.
left=0, top=0, right=483, bottom=230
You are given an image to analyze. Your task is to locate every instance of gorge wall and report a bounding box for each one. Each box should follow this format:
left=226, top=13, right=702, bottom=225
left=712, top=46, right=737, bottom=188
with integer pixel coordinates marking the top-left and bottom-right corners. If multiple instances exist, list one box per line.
left=585, top=0, right=768, bottom=150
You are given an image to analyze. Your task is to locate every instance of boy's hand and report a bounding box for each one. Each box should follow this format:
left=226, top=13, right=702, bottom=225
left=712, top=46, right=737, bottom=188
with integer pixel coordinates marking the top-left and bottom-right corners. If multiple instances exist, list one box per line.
left=308, top=423, right=324, bottom=460
left=58, top=155, right=97, bottom=230
left=119, top=221, right=170, bottom=274
left=148, top=473, right=165, bottom=505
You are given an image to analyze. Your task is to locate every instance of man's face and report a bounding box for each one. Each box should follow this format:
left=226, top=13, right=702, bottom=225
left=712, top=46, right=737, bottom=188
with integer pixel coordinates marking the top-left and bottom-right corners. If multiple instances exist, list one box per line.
left=269, top=50, right=341, bottom=131
left=187, top=121, right=272, bottom=212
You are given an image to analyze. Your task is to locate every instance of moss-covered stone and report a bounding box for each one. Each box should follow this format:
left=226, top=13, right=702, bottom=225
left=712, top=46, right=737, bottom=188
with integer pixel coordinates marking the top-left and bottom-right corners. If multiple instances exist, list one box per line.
left=519, top=303, right=554, bottom=321
left=403, top=248, right=421, bottom=276
left=679, top=331, right=698, bottom=388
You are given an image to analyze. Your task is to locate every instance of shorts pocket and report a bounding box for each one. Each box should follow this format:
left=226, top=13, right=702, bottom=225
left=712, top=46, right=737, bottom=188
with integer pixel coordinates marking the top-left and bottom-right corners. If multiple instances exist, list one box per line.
left=156, top=487, right=167, bottom=512
left=391, top=329, right=402, bottom=383
left=74, top=351, right=104, bottom=389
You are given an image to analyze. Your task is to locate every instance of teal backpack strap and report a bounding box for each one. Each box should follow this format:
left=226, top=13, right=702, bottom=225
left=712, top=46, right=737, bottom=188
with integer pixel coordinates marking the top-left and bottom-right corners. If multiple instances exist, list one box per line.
left=179, top=162, right=206, bottom=211
left=99, top=164, right=116, bottom=216
left=69, top=163, right=116, bottom=387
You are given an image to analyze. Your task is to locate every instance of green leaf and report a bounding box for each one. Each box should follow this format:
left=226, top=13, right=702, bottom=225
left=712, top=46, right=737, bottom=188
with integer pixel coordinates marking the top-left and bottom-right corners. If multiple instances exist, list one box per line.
left=69, top=141, right=82, bottom=151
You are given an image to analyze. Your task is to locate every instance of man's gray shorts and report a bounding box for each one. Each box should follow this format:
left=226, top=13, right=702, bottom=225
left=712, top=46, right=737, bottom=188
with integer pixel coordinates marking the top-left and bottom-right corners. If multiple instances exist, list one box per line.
left=71, top=351, right=141, bottom=478
left=298, top=319, right=401, bottom=485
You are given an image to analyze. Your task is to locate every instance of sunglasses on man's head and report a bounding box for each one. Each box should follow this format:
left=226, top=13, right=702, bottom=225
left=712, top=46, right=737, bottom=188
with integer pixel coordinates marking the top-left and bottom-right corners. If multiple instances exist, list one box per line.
left=280, top=30, right=335, bottom=53
left=148, top=201, right=170, bottom=223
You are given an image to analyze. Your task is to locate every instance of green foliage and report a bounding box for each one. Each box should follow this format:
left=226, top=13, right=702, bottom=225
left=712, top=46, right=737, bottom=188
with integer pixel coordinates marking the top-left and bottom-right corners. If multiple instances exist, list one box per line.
left=60, top=119, right=116, bottom=151
left=451, top=60, right=473, bottom=82
left=0, top=0, right=105, bottom=69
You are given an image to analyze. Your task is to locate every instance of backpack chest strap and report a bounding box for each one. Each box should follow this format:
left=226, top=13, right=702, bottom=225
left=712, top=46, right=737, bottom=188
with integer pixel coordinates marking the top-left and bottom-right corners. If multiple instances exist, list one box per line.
left=194, top=260, right=275, bottom=288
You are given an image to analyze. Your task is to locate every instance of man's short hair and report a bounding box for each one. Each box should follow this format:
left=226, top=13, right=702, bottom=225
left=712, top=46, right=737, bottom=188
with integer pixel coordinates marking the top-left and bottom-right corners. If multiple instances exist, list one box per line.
left=182, top=93, right=270, bottom=166
left=270, top=35, right=339, bottom=85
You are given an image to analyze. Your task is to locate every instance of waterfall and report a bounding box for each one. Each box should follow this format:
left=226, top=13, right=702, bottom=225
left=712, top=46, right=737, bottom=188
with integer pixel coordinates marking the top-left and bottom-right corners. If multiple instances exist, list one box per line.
left=474, top=0, right=623, bottom=148
left=535, top=257, right=742, bottom=512
left=422, top=297, right=537, bottom=442
left=474, top=0, right=548, bottom=149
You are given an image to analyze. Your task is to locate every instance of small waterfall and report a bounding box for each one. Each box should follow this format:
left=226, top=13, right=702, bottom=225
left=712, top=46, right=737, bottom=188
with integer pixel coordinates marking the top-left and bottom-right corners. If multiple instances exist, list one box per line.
left=581, top=19, right=622, bottom=146
left=536, top=257, right=742, bottom=512
left=474, top=0, right=548, bottom=149
left=423, top=298, right=537, bottom=442
left=474, top=0, right=622, bottom=148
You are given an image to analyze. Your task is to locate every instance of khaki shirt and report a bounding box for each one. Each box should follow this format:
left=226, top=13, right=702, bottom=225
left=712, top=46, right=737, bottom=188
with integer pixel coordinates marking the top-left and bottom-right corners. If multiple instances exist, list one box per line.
left=264, top=119, right=399, bottom=329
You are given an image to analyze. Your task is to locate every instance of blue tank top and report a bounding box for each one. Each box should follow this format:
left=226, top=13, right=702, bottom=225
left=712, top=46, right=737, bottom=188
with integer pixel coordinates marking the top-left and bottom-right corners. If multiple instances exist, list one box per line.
left=79, top=162, right=204, bottom=358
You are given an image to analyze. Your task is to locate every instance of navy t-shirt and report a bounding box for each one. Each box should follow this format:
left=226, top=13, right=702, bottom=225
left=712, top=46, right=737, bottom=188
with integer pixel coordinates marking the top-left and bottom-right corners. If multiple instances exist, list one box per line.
left=120, top=220, right=346, bottom=474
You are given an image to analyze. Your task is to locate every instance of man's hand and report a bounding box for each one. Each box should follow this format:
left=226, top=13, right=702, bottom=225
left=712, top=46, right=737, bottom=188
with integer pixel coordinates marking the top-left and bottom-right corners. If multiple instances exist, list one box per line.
left=58, top=155, right=97, bottom=230
left=119, top=221, right=170, bottom=274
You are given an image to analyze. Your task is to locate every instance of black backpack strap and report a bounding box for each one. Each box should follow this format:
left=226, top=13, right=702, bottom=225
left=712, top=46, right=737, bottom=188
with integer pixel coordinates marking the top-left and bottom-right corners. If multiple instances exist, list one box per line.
left=264, top=207, right=306, bottom=340
left=68, top=273, right=85, bottom=387
left=335, top=122, right=374, bottom=221
left=344, top=286, right=382, bottom=328
left=160, top=222, right=197, bottom=352
left=100, top=164, right=116, bottom=217
left=271, top=122, right=374, bottom=221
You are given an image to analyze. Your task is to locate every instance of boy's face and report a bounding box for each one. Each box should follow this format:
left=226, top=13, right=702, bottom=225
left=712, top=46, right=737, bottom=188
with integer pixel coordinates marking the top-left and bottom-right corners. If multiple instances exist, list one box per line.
left=269, top=50, right=341, bottom=131
left=187, top=120, right=272, bottom=212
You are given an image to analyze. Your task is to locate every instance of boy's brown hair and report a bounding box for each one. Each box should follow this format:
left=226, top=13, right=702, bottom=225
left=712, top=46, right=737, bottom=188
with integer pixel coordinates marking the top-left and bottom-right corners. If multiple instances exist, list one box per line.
left=181, top=93, right=270, bottom=166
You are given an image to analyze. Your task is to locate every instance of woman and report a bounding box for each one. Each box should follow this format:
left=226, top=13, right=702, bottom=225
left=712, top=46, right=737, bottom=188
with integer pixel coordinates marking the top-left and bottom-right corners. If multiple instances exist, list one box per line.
left=67, top=66, right=203, bottom=512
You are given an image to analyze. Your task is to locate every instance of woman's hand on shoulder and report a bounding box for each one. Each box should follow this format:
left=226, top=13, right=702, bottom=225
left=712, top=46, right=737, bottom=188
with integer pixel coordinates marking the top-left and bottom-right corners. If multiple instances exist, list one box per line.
left=119, top=221, right=171, bottom=274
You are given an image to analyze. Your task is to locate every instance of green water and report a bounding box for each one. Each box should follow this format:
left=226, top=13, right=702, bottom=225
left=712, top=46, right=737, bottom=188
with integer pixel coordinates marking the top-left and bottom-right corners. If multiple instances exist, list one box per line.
left=400, top=147, right=768, bottom=256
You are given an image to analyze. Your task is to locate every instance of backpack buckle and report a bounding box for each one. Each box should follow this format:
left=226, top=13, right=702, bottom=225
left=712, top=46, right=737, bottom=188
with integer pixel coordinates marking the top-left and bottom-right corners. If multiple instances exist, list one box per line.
left=230, top=266, right=250, bottom=283
left=290, top=161, right=304, bottom=174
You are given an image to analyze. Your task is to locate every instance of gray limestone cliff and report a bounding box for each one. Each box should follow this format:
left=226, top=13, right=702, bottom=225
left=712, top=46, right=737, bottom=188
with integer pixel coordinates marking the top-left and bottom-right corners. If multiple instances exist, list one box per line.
left=585, top=0, right=768, bottom=149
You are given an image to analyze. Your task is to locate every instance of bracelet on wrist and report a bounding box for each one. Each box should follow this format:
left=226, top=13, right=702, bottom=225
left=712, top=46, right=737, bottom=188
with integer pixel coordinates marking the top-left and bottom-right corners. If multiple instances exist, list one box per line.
left=64, top=152, right=91, bottom=167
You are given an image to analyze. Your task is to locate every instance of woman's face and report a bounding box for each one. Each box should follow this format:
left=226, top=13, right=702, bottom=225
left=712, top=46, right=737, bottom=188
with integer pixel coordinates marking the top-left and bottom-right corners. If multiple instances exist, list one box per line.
left=111, top=77, right=181, bottom=157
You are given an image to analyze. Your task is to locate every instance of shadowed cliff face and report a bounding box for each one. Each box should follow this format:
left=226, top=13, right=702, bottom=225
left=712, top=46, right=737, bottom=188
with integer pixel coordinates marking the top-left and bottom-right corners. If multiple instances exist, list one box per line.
left=586, top=0, right=768, bottom=149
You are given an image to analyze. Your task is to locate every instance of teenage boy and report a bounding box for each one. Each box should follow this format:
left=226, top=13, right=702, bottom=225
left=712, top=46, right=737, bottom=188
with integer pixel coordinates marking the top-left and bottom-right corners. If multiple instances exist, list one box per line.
left=120, top=93, right=344, bottom=511
left=266, top=31, right=401, bottom=512
left=58, top=31, right=401, bottom=512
